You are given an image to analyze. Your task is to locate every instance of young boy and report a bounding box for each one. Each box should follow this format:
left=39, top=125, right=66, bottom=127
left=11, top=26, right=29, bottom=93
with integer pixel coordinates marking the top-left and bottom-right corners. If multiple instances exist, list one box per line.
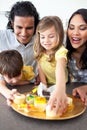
left=0, top=50, right=35, bottom=105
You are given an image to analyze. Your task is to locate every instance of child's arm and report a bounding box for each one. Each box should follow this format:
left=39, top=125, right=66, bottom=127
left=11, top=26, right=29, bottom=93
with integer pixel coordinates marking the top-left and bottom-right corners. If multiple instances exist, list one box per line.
left=73, top=85, right=87, bottom=105
left=48, top=58, right=67, bottom=116
left=38, top=63, right=47, bottom=87
left=0, top=80, right=18, bottom=105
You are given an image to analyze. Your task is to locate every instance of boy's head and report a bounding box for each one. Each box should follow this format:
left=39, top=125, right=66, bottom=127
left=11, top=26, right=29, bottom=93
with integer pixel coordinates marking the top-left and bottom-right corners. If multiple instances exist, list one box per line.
left=0, top=50, right=23, bottom=84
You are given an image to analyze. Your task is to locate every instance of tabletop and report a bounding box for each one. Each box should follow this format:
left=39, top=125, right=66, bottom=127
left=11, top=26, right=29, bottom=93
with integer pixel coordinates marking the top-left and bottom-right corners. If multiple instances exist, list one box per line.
left=0, top=83, right=87, bottom=130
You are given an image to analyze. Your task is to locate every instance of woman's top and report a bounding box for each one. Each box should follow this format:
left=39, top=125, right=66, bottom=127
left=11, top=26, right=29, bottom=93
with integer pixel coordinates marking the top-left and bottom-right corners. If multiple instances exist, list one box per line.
left=39, top=45, right=68, bottom=84
left=0, top=29, right=37, bottom=75
left=68, top=57, right=87, bottom=83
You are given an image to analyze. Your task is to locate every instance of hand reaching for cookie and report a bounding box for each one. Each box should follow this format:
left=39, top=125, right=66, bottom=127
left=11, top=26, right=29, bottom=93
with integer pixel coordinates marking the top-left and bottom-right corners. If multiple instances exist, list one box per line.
left=6, top=89, right=19, bottom=106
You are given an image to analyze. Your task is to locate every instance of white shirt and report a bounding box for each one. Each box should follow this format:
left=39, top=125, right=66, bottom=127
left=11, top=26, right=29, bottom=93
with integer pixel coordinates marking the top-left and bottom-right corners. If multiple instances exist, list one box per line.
left=0, top=29, right=37, bottom=75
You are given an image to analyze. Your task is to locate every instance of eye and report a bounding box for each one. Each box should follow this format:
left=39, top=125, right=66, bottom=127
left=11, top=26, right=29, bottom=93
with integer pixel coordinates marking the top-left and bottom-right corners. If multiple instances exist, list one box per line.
left=17, top=26, right=22, bottom=29
left=49, top=35, right=54, bottom=38
left=40, top=36, right=45, bottom=39
left=26, top=27, right=34, bottom=30
left=79, top=26, right=87, bottom=30
left=40, top=34, right=45, bottom=39
left=68, top=25, right=74, bottom=30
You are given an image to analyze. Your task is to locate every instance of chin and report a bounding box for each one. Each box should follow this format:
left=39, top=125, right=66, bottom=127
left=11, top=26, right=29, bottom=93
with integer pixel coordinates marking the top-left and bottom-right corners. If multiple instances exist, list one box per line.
left=71, top=43, right=81, bottom=49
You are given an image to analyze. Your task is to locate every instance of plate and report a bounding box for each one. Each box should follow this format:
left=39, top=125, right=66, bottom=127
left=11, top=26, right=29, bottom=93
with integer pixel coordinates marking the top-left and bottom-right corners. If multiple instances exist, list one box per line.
left=11, top=95, right=86, bottom=120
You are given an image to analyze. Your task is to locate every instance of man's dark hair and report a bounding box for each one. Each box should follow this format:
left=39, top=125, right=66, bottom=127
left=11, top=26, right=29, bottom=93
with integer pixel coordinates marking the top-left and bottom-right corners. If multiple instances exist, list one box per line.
left=7, top=1, right=39, bottom=33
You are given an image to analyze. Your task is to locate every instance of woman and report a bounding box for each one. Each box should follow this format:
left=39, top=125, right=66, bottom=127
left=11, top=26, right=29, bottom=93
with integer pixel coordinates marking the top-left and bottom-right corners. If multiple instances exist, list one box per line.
left=66, top=8, right=87, bottom=105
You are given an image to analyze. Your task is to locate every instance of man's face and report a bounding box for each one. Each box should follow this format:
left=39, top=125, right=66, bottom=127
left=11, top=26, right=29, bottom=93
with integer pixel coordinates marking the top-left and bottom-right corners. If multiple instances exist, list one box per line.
left=12, top=16, right=35, bottom=45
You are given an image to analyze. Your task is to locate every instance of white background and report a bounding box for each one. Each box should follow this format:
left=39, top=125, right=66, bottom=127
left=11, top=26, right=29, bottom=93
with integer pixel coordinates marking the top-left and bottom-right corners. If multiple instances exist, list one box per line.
left=0, top=0, right=87, bottom=29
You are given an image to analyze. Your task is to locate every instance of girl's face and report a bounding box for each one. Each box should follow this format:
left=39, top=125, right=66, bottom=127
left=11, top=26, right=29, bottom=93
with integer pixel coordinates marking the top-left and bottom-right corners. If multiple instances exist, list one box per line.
left=3, top=73, right=22, bottom=85
left=40, top=26, right=58, bottom=52
left=68, top=14, right=87, bottom=49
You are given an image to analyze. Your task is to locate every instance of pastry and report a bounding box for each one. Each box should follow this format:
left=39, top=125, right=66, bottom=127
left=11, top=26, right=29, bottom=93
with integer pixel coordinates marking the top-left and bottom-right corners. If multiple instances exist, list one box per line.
left=14, top=93, right=26, bottom=105
left=34, top=96, right=47, bottom=111
left=67, top=97, right=74, bottom=111
left=46, top=96, right=74, bottom=117
left=46, top=105, right=57, bottom=117
left=18, top=103, right=39, bottom=112
left=26, top=94, right=35, bottom=104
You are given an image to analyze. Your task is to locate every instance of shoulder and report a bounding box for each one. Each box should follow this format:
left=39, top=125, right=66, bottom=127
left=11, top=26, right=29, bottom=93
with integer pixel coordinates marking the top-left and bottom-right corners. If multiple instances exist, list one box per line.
left=0, top=29, right=14, bottom=39
left=56, top=45, right=68, bottom=55
left=0, top=29, right=16, bottom=48
left=55, top=45, right=68, bottom=60
left=0, top=29, right=13, bottom=35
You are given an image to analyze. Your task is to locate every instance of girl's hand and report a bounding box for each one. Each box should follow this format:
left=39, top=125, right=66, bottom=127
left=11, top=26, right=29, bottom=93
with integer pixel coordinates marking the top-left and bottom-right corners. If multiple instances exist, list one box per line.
left=6, top=89, right=18, bottom=106
left=48, top=90, right=68, bottom=116
left=34, top=74, right=40, bottom=85
left=73, top=86, right=87, bottom=106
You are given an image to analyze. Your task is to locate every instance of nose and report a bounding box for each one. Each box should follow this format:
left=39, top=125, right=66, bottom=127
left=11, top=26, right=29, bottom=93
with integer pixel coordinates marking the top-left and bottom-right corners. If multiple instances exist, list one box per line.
left=21, top=29, right=27, bottom=36
left=44, top=37, right=49, bottom=43
left=72, top=28, right=80, bottom=35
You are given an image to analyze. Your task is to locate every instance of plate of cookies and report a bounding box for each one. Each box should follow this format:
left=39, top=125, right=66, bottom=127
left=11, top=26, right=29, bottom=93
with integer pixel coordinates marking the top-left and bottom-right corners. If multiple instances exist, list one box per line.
left=11, top=92, right=86, bottom=120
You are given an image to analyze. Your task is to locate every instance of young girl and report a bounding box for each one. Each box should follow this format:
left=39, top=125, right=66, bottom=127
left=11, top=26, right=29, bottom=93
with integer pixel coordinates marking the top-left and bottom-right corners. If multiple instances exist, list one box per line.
left=34, top=16, right=68, bottom=115
left=66, top=8, right=87, bottom=105
left=0, top=50, right=35, bottom=105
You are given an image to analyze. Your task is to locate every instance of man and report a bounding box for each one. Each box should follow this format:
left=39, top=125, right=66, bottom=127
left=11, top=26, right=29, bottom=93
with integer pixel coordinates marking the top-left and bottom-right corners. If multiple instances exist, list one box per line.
left=0, top=1, right=39, bottom=83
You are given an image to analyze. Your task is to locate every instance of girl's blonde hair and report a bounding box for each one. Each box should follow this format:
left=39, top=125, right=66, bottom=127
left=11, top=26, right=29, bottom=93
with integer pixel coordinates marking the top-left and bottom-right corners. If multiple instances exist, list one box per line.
left=34, top=16, right=64, bottom=61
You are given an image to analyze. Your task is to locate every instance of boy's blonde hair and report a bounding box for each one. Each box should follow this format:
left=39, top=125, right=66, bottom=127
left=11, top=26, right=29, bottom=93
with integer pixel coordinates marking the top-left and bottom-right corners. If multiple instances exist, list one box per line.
left=34, top=16, right=64, bottom=61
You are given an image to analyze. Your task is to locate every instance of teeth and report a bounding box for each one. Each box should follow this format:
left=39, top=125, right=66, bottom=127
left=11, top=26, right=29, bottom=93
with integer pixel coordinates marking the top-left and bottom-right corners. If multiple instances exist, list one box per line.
left=72, top=37, right=80, bottom=41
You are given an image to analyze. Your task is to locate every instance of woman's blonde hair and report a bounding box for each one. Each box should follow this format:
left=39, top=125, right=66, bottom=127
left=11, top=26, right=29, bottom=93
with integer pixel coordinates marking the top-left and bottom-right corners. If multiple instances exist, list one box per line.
left=34, top=16, right=64, bottom=61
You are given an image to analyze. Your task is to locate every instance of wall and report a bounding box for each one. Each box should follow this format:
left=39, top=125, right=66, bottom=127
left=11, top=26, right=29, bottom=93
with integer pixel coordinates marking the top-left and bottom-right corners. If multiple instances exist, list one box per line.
left=0, top=0, right=87, bottom=29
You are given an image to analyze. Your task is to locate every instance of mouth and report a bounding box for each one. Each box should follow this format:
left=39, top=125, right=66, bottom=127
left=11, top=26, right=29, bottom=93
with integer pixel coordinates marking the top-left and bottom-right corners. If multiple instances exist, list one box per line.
left=71, top=37, right=81, bottom=44
left=44, top=44, right=51, bottom=47
left=20, top=36, right=28, bottom=41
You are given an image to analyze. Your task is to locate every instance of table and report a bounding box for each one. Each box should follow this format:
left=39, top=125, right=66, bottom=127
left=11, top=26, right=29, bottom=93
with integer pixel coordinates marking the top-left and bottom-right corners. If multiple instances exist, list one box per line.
left=0, top=83, right=87, bottom=130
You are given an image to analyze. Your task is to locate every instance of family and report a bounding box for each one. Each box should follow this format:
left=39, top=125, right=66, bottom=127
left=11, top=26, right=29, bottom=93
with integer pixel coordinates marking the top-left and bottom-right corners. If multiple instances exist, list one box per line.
left=0, top=1, right=87, bottom=116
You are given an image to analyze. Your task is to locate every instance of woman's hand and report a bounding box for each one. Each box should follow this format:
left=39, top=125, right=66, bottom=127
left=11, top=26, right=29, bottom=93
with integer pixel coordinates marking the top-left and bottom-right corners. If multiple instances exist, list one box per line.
left=73, top=86, right=87, bottom=105
left=48, top=89, right=68, bottom=116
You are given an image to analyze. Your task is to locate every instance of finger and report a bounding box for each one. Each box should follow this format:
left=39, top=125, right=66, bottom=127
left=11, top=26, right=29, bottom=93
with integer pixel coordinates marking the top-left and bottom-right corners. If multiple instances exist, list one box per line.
left=84, top=95, right=87, bottom=106
left=54, top=100, right=61, bottom=113
left=58, top=107, right=64, bottom=116
left=8, top=94, right=14, bottom=100
left=12, top=89, right=17, bottom=94
left=7, top=99, right=12, bottom=106
left=76, top=90, right=85, bottom=102
left=48, top=97, right=56, bottom=109
left=56, top=100, right=67, bottom=116
left=72, top=88, right=77, bottom=96
left=73, top=88, right=86, bottom=102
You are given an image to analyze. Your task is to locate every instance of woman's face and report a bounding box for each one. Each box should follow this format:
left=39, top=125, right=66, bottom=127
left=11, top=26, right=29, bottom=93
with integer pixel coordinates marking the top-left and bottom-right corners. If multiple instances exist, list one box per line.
left=68, top=14, right=87, bottom=49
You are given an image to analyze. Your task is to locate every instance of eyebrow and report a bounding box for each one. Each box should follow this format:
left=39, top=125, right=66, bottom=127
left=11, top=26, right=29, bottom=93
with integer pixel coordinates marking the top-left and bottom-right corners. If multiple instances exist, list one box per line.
left=40, top=33, right=56, bottom=35
left=69, top=23, right=87, bottom=26
left=16, top=25, right=34, bottom=29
